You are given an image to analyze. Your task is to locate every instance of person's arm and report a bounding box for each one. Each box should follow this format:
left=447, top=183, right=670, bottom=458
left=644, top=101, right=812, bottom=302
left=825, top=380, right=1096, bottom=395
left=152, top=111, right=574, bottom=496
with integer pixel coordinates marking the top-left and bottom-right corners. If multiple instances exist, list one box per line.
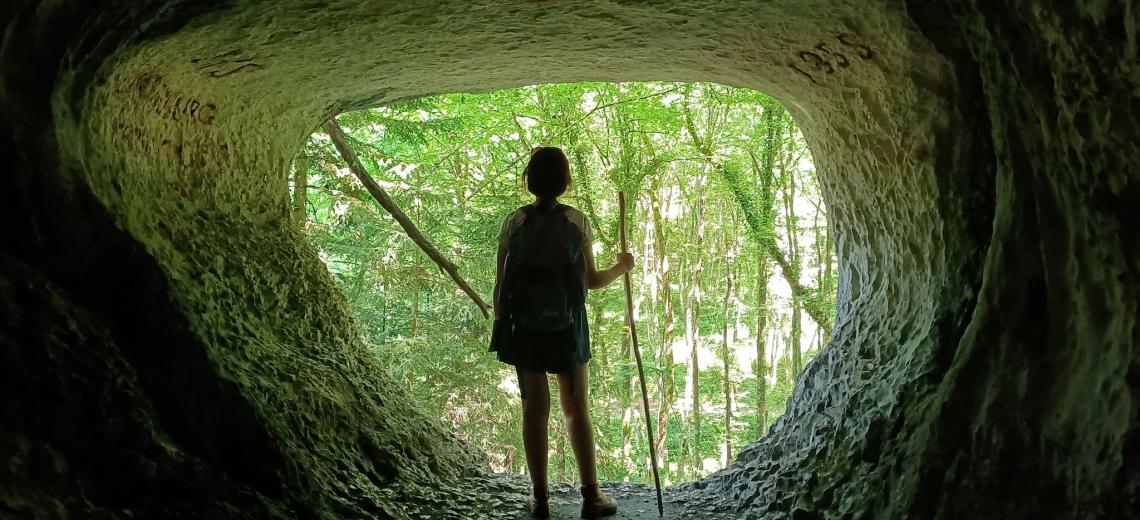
left=493, top=244, right=507, bottom=319
left=583, top=243, right=635, bottom=290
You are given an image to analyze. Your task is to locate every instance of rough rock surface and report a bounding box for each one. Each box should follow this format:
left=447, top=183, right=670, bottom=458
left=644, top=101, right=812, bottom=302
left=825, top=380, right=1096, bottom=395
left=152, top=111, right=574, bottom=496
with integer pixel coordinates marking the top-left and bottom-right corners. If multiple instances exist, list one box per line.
left=1, top=1, right=1137, bottom=519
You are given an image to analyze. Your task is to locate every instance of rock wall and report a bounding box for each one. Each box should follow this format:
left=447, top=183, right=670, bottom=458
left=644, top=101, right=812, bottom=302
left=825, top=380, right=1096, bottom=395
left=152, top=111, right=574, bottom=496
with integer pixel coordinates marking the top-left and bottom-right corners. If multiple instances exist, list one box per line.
left=1, top=1, right=1136, bottom=518
left=694, top=2, right=1140, bottom=518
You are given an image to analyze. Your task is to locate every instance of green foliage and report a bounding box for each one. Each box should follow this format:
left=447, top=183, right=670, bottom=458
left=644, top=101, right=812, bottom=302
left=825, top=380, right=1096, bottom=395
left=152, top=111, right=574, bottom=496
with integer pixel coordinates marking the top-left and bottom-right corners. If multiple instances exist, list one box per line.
left=293, top=81, right=836, bottom=484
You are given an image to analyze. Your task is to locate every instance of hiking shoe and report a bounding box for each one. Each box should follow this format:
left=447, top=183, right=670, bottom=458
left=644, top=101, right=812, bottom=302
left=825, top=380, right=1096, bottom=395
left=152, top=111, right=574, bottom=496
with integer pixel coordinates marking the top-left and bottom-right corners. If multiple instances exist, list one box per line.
left=529, top=492, right=550, bottom=519
left=580, top=484, right=618, bottom=519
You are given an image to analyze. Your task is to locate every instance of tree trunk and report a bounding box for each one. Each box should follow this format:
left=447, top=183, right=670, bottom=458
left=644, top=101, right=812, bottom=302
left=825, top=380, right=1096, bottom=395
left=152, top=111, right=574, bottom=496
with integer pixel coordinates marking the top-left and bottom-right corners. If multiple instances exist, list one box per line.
left=652, top=180, right=674, bottom=481
left=556, top=419, right=567, bottom=483
left=679, top=257, right=692, bottom=480
left=292, top=155, right=309, bottom=223
left=620, top=332, right=635, bottom=475
left=816, top=189, right=835, bottom=345
left=755, top=254, right=771, bottom=437
left=688, top=173, right=705, bottom=475
left=588, top=301, right=611, bottom=473
left=767, top=314, right=781, bottom=387
left=721, top=231, right=734, bottom=467
left=790, top=302, right=802, bottom=378
left=411, top=253, right=421, bottom=337
left=592, top=303, right=607, bottom=380
left=810, top=203, right=826, bottom=350
left=780, top=129, right=803, bottom=378
left=632, top=194, right=651, bottom=366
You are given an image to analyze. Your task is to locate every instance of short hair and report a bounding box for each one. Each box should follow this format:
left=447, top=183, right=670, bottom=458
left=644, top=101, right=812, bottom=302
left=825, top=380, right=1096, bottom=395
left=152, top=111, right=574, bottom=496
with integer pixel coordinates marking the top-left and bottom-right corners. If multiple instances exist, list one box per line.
left=523, top=146, right=571, bottom=199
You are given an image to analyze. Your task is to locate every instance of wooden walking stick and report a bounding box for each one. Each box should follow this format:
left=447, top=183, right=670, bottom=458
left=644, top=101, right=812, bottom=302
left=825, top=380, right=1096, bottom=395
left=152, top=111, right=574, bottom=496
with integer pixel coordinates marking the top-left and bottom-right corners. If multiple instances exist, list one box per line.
left=619, top=191, right=664, bottom=517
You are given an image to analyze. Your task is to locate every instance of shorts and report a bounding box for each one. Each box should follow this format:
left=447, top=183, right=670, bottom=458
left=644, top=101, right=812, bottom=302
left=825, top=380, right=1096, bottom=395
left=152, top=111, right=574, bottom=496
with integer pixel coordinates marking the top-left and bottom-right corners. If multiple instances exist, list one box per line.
left=496, top=324, right=589, bottom=371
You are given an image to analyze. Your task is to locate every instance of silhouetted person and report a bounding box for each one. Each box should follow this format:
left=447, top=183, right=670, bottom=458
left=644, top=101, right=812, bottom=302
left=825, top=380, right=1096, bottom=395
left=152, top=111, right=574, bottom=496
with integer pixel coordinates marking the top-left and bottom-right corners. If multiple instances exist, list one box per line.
left=492, top=146, right=632, bottom=519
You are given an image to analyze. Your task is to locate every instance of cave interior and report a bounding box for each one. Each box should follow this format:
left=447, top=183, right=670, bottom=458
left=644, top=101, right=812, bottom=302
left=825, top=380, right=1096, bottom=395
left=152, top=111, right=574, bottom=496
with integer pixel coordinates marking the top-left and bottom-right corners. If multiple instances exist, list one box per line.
left=1, top=1, right=1137, bottom=518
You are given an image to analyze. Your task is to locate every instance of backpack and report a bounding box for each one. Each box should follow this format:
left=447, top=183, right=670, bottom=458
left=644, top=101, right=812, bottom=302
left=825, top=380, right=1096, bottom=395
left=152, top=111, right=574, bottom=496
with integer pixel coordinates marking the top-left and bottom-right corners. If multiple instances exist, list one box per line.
left=502, top=204, right=587, bottom=332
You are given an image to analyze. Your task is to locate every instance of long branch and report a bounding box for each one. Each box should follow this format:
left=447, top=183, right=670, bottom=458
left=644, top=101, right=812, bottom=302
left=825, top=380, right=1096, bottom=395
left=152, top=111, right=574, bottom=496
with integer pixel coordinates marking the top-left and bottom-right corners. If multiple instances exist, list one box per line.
left=324, top=119, right=491, bottom=320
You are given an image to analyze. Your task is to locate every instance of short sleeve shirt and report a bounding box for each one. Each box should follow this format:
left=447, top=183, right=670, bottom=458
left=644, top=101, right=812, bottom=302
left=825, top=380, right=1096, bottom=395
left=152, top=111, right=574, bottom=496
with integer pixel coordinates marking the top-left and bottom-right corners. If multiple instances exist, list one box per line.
left=496, top=205, right=593, bottom=248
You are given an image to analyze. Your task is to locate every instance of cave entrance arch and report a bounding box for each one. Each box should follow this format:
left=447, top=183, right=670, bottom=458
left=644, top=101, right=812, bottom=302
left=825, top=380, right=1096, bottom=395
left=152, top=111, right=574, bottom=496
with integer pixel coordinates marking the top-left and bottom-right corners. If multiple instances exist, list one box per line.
left=299, top=81, right=837, bottom=482
left=6, top=0, right=1135, bottom=518
left=69, top=3, right=967, bottom=508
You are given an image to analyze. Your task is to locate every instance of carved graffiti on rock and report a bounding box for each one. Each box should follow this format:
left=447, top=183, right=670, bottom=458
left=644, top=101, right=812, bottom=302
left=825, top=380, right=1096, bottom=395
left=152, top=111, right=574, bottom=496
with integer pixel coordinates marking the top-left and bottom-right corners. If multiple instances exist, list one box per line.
left=789, top=33, right=875, bottom=84
left=837, top=34, right=875, bottom=60
left=108, top=72, right=231, bottom=171
left=192, top=50, right=266, bottom=78
left=114, top=72, right=217, bottom=125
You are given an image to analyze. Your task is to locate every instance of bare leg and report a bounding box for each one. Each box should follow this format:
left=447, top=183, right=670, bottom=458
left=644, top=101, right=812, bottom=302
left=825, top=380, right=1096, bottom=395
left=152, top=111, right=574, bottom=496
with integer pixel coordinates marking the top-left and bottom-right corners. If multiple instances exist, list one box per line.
left=556, top=363, right=597, bottom=486
left=557, top=364, right=617, bottom=518
left=519, top=368, right=551, bottom=498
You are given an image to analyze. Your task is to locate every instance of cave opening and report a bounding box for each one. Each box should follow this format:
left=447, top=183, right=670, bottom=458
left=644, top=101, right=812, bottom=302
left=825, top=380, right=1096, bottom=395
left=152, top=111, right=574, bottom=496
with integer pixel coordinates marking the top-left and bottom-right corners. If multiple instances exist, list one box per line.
left=294, top=81, right=837, bottom=485
left=3, top=1, right=1136, bottom=518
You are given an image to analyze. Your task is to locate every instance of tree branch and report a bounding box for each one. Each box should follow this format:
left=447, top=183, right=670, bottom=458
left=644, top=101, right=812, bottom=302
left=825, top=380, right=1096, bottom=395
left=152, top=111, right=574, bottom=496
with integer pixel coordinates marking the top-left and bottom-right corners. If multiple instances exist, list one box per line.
left=324, top=119, right=492, bottom=320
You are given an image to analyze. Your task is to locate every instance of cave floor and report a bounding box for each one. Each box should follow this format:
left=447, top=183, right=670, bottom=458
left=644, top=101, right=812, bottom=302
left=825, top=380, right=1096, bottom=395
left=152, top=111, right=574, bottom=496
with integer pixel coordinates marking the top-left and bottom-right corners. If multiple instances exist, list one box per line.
left=516, top=488, right=738, bottom=519
left=472, top=476, right=738, bottom=519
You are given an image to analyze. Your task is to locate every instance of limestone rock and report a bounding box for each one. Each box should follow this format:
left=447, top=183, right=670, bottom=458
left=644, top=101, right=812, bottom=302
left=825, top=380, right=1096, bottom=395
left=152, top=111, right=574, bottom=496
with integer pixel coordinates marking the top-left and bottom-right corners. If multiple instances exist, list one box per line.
left=1, top=1, right=1136, bottom=518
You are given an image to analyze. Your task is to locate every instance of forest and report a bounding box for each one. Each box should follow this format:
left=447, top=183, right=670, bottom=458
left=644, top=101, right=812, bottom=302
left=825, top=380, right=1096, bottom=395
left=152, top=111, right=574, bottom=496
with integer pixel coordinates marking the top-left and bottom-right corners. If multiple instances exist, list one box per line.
left=292, top=82, right=836, bottom=485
